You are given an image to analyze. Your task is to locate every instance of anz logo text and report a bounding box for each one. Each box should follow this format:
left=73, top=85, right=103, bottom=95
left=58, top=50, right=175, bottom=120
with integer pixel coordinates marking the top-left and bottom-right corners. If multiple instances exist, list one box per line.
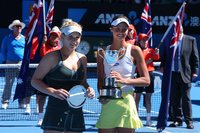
left=95, top=13, right=175, bottom=27
left=95, top=13, right=124, bottom=24
left=94, top=12, right=189, bottom=27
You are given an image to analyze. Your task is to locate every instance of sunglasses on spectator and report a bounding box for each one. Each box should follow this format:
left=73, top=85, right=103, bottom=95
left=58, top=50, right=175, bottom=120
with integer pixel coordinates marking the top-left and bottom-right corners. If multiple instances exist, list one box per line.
left=15, top=25, right=22, bottom=28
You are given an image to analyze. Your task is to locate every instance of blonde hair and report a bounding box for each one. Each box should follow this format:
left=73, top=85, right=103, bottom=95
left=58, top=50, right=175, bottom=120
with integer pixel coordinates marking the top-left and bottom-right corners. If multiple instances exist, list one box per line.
left=60, top=18, right=82, bottom=31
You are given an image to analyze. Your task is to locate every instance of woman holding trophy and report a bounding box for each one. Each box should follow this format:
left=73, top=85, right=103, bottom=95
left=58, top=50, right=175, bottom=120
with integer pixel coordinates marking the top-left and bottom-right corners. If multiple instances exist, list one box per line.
left=31, top=18, right=95, bottom=133
left=96, top=15, right=150, bottom=133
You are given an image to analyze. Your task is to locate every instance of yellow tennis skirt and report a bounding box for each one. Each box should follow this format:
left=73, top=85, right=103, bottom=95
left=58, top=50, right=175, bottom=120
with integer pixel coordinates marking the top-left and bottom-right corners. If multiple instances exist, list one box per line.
left=95, top=90, right=143, bottom=129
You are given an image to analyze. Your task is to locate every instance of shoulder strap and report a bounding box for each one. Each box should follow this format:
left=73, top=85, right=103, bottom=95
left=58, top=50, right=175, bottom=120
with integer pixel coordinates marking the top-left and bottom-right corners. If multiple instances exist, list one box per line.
left=76, top=52, right=84, bottom=67
left=56, top=50, right=62, bottom=64
left=125, top=44, right=131, bottom=57
left=48, top=50, right=62, bottom=73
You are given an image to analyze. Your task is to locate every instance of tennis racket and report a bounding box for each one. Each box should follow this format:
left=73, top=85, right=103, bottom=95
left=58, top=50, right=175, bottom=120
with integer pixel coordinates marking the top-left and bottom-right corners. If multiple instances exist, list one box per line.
left=67, top=85, right=87, bottom=108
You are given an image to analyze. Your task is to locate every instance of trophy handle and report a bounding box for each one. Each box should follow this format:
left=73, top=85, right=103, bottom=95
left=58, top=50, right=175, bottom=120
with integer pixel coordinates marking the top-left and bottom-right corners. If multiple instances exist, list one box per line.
left=98, top=48, right=106, bottom=60
left=118, top=47, right=125, bottom=60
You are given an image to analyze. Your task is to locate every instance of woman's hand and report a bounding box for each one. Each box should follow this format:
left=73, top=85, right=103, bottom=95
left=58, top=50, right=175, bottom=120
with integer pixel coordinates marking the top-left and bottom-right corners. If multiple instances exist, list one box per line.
left=110, top=71, right=126, bottom=84
left=86, top=87, right=95, bottom=99
left=52, top=89, right=70, bottom=100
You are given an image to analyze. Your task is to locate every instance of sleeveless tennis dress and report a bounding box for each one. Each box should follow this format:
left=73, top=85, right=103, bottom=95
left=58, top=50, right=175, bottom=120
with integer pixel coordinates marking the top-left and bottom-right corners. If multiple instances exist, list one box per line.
left=95, top=44, right=143, bottom=129
left=41, top=50, right=86, bottom=132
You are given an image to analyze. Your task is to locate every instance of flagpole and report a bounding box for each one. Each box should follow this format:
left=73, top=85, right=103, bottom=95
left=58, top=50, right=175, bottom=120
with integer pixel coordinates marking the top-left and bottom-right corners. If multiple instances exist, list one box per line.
left=157, top=2, right=186, bottom=49
left=43, top=0, right=46, bottom=34
left=148, top=2, right=186, bottom=62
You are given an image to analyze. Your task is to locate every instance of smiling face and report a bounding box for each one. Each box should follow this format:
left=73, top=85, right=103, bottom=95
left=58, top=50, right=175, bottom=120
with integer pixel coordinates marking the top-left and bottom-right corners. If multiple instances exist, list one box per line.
left=61, top=32, right=81, bottom=51
left=111, top=22, right=129, bottom=41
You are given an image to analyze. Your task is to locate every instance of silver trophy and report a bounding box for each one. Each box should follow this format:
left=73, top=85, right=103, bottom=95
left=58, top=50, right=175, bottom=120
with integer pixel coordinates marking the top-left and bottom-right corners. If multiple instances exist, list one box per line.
left=98, top=47, right=125, bottom=99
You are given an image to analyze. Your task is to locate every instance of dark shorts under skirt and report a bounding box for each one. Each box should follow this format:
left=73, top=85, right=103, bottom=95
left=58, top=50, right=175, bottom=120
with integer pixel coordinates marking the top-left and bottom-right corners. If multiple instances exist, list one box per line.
left=135, top=71, right=154, bottom=93
left=41, top=107, right=85, bottom=132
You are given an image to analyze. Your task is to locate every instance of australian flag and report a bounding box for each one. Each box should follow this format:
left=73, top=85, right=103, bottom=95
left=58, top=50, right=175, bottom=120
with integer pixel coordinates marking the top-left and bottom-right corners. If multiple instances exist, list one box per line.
left=137, top=0, right=152, bottom=48
left=14, top=0, right=45, bottom=101
left=157, top=3, right=186, bottom=131
left=46, top=0, right=55, bottom=37
left=31, top=0, right=55, bottom=62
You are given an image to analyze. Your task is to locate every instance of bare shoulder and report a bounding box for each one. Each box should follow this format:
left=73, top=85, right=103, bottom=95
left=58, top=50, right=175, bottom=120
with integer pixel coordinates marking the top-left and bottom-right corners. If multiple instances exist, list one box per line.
left=41, top=51, right=59, bottom=66
left=44, top=51, right=59, bottom=60
left=35, top=51, right=59, bottom=75
left=130, top=45, right=142, bottom=56
left=131, top=45, right=141, bottom=50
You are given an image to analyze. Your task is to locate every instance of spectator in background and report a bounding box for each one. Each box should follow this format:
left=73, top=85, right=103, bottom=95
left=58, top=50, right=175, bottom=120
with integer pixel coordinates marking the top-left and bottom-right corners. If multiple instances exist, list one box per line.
left=40, top=26, right=61, bottom=57
left=160, top=26, right=199, bottom=129
left=135, top=33, right=159, bottom=126
left=1, top=20, right=26, bottom=109
left=125, top=24, right=137, bottom=45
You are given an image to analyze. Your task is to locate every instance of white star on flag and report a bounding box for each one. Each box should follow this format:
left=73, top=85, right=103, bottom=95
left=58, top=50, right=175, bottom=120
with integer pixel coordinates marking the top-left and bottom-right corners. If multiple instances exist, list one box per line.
left=17, top=78, right=23, bottom=84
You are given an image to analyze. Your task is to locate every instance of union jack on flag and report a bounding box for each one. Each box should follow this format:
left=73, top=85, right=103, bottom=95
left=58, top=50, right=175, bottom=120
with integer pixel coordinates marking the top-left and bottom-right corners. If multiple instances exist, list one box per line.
left=157, top=3, right=186, bottom=131
left=137, top=0, right=152, bottom=48
left=14, top=0, right=45, bottom=100
left=46, top=0, right=55, bottom=36
left=170, top=11, right=184, bottom=59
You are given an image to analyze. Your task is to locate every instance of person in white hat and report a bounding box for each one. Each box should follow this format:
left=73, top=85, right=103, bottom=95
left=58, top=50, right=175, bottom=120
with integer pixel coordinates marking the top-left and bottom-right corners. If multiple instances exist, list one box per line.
left=8, top=19, right=26, bottom=30
left=1, top=19, right=26, bottom=109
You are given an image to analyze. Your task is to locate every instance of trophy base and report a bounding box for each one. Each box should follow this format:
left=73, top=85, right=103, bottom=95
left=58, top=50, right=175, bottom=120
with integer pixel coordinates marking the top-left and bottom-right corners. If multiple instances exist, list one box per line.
left=98, top=97, right=124, bottom=100
left=98, top=86, right=123, bottom=100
